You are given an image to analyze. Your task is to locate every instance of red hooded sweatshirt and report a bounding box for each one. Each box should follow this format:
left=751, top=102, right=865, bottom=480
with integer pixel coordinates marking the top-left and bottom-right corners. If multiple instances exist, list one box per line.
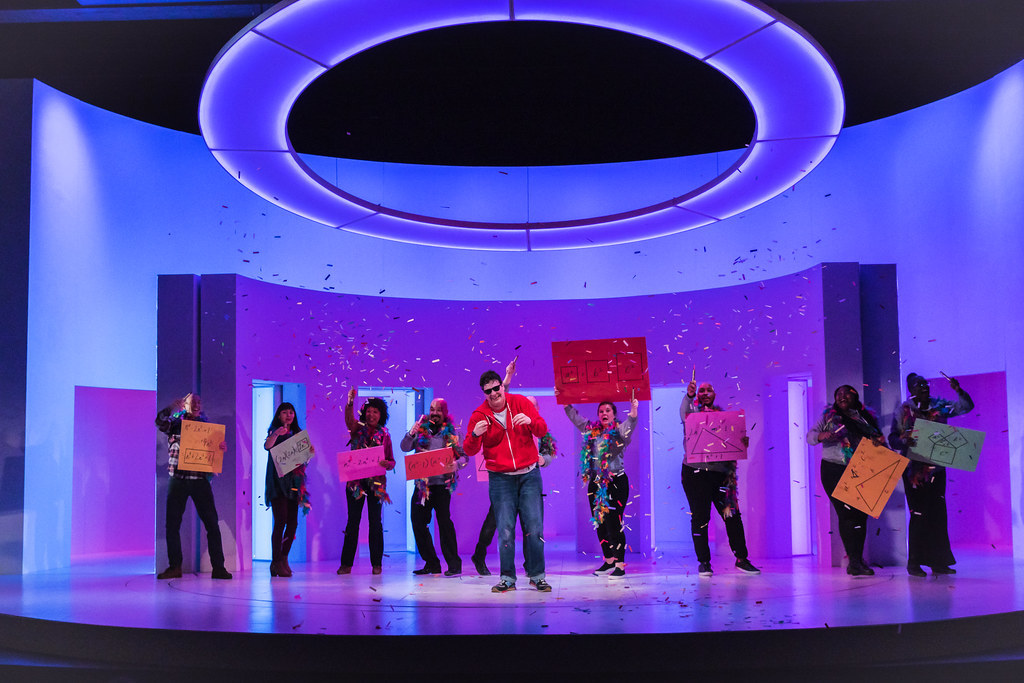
left=463, top=393, right=547, bottom=473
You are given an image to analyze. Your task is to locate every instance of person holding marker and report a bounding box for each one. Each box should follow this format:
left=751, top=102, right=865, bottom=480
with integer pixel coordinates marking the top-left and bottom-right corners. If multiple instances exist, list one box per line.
left=338, top=388, right=396, bottom=576
left=464, top=366, right=550, bottom=593
left=807, top=385, right=885, bottom=577
left=889, top=373, right=974, bottom=577
left=400, top=398, right=468, bottom=577
left=563, top=391, right=638, bottom=579
left=155, top=393, right=231, bottom=580
left=263, top=402, right=311, bottom=578
left=681, top=379, right=760, bottom=577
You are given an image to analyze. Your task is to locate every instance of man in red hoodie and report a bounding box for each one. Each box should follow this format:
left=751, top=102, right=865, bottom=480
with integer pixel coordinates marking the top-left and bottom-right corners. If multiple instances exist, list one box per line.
left=464, top=370, right=550, bottom=592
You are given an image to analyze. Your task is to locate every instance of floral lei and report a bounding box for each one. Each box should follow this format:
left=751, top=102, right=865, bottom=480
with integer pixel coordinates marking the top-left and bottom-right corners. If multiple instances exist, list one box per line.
left=411, top=419, right=461, bottom=504
left=821, top=404, right=879, bottom=464
left=579, top=422, right=624, bottom=527
left=346, top=423, right=392, bottom=504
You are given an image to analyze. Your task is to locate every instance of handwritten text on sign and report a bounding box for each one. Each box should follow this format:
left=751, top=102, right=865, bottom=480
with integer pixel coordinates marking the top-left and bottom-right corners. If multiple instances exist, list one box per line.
left=270, top=430, right=314, bottom=477
left=551, top=337, right=650, bottom=405
left=337, top=445, right=386, bottom=482
left=684, top=410, right=747, bottom=463
left=179, top=420, right=225, bottom=474
left=404, top=447, right=456, bottom=480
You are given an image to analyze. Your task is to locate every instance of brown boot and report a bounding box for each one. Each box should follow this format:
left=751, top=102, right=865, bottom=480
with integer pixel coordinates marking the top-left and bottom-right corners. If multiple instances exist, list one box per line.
left=279, top=537, right=293, bottom=577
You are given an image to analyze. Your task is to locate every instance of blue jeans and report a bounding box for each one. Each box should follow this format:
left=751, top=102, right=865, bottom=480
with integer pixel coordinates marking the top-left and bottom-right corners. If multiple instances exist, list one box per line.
left=488, top=467, right=544, bottom=584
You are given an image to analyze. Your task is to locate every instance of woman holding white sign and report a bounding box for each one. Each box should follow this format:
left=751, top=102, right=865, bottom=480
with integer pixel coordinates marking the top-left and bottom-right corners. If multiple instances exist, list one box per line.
left=338, top=388, right=395, bottom=576
left=681, top=381, right=760, bottom=578
left=807, top=385, right=885, bottom=577
left=263, top=402, right=311, bottom=578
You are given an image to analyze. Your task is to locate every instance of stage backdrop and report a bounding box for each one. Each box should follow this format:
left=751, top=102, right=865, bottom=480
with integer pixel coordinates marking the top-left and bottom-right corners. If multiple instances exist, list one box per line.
left=156, top=262, right=906, bottom=569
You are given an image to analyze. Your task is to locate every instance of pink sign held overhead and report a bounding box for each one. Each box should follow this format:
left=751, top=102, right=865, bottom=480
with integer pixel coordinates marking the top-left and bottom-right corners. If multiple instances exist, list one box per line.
left=404, top=447, right=456, bottom=481
left=684, top=411, right=747, bottom=463
left=337, top=445, right=386, bottom=482
left=552, top=337, right=650, bottom=405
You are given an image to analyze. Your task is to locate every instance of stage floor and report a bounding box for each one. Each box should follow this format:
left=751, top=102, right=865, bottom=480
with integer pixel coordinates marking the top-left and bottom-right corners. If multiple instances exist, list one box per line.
left=3, top=547, right=1024, bottom=637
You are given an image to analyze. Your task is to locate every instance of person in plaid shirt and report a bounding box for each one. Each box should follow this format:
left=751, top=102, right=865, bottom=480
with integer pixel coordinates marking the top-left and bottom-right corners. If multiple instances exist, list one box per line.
left=155, top=392, right=231, bottom=580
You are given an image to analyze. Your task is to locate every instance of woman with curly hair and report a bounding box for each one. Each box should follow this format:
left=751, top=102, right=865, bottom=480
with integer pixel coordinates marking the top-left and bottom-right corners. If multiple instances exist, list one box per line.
left=807, top=385, right=885, bottom=577
left=563, top=394, right=638, bottom=579
left=338, top=388, right=395, bottom=575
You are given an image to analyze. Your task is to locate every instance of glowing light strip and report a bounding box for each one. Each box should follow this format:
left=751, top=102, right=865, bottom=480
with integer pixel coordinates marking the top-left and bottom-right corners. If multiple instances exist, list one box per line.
left=199, top=0, right=844, bottom=250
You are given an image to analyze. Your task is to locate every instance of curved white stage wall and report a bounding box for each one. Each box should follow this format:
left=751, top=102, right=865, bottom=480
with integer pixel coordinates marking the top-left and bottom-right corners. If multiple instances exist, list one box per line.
left=21, top=60, right=1024, bottom=570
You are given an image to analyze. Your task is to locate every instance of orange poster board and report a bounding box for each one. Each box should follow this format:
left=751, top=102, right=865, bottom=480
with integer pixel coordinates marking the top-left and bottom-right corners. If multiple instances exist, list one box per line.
left=832, top=441, right=909, bottom=518
left=178, top=420, right=225, bottom=474
left=551, top=337, right=650, bottom=405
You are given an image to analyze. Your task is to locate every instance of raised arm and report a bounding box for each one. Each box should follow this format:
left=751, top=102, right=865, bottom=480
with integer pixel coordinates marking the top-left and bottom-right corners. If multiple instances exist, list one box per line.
left=344, top=387, right=359, bottom=432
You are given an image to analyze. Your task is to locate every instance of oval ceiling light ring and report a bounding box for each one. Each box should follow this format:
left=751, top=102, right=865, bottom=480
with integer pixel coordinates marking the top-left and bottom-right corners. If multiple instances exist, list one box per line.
left=199, top=0, right=844, bottom=251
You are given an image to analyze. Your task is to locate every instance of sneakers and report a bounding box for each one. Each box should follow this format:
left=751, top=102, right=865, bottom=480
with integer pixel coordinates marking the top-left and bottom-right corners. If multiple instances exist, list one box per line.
left=530, top=579, right=552, bottom=592
left=735, top=558, right=761, bottom=575
left=157, top=566, right=182, bottom=580
left=932, top=565, right=957, bottom=575
left=608, top=567, right=626, bottom=579
left=593, top=562, right=615, bottom=576
left=847, top=560, right=875, bottom=577
left=471, top=553, right=491, bottom=576
left=907, top=564, right=927, bottom=577
left=211, top=567, right=232, bottom=580
left=491, top=580, right=516, bottom=593
left=698, top=562, right=713, bottom=577
left=412, top=565, right=442, bottom=575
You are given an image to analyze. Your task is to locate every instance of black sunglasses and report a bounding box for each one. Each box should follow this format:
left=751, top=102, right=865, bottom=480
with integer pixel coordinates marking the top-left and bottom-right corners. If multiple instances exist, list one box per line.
left=483, top=385, right=503, bottom=395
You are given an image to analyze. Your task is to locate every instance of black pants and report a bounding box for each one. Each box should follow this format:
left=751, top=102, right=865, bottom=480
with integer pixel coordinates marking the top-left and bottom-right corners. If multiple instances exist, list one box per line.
left=270, top=497, right=298, bottom=561
left=681, top=466, right=749, bottom=564
left=165, top=476, right=226, bottom=570
left=411, top=485, right=461, bottom=571
left=903, top=465, right=955, bottom=568
left=820, top=459, right=868, bottom=564
left=340, top=492, right=384, bottom=567
left=587, top=474, right=628, bottom=563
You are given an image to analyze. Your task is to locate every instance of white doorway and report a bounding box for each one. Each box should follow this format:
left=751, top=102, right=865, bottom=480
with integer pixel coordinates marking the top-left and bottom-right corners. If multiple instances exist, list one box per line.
left=358, top=387, right=427, bottom=553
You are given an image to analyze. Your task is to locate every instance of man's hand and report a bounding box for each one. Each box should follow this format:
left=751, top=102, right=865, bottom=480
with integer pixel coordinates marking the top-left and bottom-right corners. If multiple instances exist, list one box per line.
left=473, top=419, right=489, bottom=436
left=686, top=381, right=697, bottom=398
left=511, top=413, right=532, bottom=427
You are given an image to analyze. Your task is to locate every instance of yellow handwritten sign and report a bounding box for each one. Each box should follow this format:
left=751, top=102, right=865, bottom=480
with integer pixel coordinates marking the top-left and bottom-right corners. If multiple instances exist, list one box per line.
left=178, top=420, right=225, bottom=474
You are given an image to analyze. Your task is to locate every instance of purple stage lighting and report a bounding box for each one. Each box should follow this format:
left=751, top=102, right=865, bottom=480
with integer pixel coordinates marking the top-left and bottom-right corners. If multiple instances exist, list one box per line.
left=199, top=0, right=844, bottom=250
